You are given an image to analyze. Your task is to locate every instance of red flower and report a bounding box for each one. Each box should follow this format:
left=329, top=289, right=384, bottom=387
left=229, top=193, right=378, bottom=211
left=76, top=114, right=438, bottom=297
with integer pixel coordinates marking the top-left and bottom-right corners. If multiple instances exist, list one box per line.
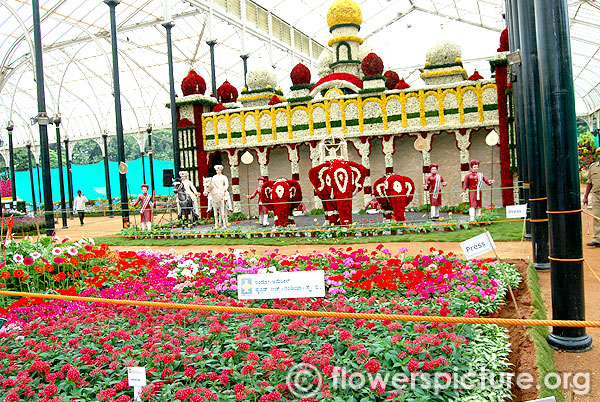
left=45, top=264, right=54, bottom=272
left=43, top=384, right=58, bottom=397
left=364, top=359, right=381, bottom=374
left=1, top=271, right=10, bottom=279
left=361, top=53, right=384, bottom=76
left=34, top=265, right=44, bottom=273
left=213, top=103, right=227, bottom=113
left=384, top=70, right=400, bottom=89
left=217, top=80, right=238, bottom=103
left=13, top=269, right=24, bottom=278
left=469, top=296, right=479, bottom=303
left=394, top=78, right=410, bottom=90
left=290, top=63, right=311, bottom=85
left=23, top=257, right=34, bottom=266
left=268, top=95, right=282, bottom=105
left=53, top=256, right=65, bottom=264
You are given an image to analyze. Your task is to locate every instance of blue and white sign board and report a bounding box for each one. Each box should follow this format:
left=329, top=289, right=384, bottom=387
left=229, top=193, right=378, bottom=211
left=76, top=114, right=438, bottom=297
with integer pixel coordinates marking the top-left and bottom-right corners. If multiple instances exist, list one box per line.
left=238, top=270, right=325, bottom=300
left=525, top=398, right=555, bottom=402
left=127, top=367, right=146, bottom=401
left=506, top=204, right=528, bottom=219
left=460, top=232, right=497, bottom=260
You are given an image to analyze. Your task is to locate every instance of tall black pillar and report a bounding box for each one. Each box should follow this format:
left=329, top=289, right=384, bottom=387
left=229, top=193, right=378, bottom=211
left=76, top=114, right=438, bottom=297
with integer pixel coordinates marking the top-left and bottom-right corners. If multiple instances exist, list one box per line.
left=240, top=54, right=249, bottom=89
left=535, top=0, right=592, bottom=351
left=147, top=124, right=155, bottom=196
left=26, top=144, right=37, bottom=214
left=506, top=0, right=531, bottom=240
left=516, top=0, right=549, bottom=270
left=6, top=121, right=16, bottom=204
left=53, top=115, right=68, bottom=228
left=105, top=0, right=130, bottom=227
left=31, top=0, right=55, bottom=235
left=102, top=134, right=114, bottom=218
left=207, top=40, right=217, bottom=97
left=163, top=21, right=180, bottom=177
left=64, top=138, right=74, bottom=219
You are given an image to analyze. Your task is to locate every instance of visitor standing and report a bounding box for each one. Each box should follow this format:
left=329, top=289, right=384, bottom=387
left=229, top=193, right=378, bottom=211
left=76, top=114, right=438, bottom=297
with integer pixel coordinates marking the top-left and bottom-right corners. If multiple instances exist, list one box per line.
left=73, top=190, right=88, bottom=225
left=583, top=147, right=600, bottom=247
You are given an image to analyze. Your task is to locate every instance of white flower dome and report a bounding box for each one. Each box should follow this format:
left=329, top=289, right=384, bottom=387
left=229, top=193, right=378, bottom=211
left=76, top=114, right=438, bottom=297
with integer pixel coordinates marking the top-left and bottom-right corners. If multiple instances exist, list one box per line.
left=317, top=48, right=334, bottom=76
left=246, top=61, right=278, bottom=90
left=358, top=42, right=374, bottom=62
left=425, top=40, right=462, bottom=66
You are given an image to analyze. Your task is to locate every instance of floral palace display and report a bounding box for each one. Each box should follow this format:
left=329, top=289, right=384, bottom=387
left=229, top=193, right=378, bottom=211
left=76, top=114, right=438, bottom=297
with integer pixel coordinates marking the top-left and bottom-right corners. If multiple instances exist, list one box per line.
left=169, top=0, right=515, bottom=223
left=0, top=236, right=524, bottom=401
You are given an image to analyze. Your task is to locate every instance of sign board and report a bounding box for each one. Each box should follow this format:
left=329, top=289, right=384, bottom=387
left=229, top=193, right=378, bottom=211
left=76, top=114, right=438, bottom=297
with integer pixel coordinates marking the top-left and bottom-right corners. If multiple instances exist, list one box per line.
left=460, top=232, right=497, bottom=260
left=506, top=204, right=528, bottom=219
left=238, top=270, right=325, bottom=300
left=127, top=367, right=147, bottom=387
left=524, top=398, right=555, bottom=402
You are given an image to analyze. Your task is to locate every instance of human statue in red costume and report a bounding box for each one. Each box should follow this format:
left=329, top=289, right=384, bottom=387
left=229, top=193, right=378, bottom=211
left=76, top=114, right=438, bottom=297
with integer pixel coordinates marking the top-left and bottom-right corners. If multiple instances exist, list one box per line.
left=248, top=176, right=270, bottom=226
left=424, top=163, right=447, bottom=219
left=133, top=184, right=154, bottom=230
left=460, top=160, right=494, bottom=221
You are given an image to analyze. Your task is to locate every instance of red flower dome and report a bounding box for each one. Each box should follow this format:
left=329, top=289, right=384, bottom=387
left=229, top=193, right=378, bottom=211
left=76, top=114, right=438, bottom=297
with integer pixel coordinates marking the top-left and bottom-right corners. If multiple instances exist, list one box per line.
left=181, top=70, right=206, bottom=96
left=268, top=95, right=282, bottom=105
left=498, top=28, right=509, bottom=52
left=212, top=103, right=227, bottom=113
left=394, top=78, right=410, bottom=90
left=217, top=80, right=238, bottom=103
left=384, top=70, right=400, bottom=90
left=290, top=63, right=311, bottom=85
left=361, top=53, right=384, bottom=77
left=177, top=118, right=194, bottom=127
left=468, top=70, right=484, bottom=80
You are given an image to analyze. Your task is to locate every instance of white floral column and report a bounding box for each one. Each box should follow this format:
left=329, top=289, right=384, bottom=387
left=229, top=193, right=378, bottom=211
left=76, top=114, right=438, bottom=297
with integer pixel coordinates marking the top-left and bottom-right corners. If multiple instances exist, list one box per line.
left=256, top=147, right=270, bottom=179
left=382, top=136, right=396, bottom=175
left=454, top=129, right=472, bottom=203
left=309, top=142, right=323, bottom=210
left=351, top=138, right=372, bottom=206
left=227, top=149, right=241, bottom=213
left=285, top=144, right=300, bottom=181
left=418, top=132, right=435, bottom=206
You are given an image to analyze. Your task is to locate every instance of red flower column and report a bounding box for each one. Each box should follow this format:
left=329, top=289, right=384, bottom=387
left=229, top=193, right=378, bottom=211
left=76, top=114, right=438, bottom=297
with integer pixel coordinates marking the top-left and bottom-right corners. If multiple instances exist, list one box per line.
left=193, top=104, right=210, bottom=218
left=493, top=59, right=515, bottom=206
left=227, top=149, right=241, bottom=213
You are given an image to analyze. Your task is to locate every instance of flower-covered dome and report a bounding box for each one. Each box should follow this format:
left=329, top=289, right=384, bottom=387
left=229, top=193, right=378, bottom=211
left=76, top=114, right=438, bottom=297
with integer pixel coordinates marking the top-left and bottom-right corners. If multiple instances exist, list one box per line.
left=361, top=53, right=384, bottom=77
left=181, top=70, right=206, bottom=96
left=317, top=48, right=334, bottom=76
left=217, top=80, right=238, bottom=103
left=384, top=70, right=400, bottom=90
left=425, top=40, right=462, bottom=67
left=247, top=64, right=277, bottom=90
left=290, top=63, right=311, bottom=86
left=326, top=0, right=362, bottom=29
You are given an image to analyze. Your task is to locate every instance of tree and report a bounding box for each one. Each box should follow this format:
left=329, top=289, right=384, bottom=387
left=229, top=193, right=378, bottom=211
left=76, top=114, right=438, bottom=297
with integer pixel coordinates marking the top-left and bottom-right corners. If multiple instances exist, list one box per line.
left=72, top=139, right=103, bottom=165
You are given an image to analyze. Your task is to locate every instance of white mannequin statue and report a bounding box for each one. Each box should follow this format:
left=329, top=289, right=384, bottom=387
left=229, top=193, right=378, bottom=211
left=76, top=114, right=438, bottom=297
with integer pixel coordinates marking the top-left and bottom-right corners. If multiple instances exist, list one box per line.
left=179, top=170, right=200, bottom=217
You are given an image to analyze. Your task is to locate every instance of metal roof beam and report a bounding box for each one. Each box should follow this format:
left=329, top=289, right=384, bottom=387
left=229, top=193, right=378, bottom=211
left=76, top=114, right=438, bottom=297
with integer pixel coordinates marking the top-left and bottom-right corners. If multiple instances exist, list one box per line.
left=412, top=6, right=502, bottom=32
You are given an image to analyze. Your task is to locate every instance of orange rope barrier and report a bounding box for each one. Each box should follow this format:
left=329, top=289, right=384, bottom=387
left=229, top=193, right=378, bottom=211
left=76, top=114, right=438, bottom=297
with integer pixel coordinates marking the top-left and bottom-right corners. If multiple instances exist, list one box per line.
left=1, top=290, right=599, bottom=328
left=546, top=209, right=582, bottom=214
left=529, top=218, right=549, bottom=223
left=584, top=259, right=600, bottom=284
left=582, top=210, right=600, bottom=221
left=548, top=256, right=584, bottom=262
left=529, top=197, right=547, bottom=201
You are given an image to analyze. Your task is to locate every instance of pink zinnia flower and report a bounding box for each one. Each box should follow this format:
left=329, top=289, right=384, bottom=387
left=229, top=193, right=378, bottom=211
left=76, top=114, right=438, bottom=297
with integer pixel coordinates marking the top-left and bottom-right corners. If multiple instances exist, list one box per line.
left=53, top=256, right=65, bottom=264
left=23, top=257, right=34, bottom=266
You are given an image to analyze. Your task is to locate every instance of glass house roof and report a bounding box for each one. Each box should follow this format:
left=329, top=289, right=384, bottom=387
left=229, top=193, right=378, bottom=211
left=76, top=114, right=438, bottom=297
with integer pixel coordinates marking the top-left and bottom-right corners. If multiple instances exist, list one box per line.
left=1, top=0, right=599, bottom=151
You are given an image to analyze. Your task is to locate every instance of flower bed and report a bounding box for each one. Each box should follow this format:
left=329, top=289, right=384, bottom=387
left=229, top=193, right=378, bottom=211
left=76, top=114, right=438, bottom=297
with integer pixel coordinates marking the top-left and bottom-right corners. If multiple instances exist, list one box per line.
left=0, top=243, right=523, bottom=401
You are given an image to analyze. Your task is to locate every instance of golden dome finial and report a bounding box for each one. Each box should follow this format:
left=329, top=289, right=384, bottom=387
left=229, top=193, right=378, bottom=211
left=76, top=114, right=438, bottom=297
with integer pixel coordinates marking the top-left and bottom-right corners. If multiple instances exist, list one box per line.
left=326, top=0, right=362, bottom=30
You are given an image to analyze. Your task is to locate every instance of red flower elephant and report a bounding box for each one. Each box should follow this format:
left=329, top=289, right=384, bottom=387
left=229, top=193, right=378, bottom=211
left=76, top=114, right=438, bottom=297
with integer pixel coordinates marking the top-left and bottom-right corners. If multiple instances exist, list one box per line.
left=309, top=160, right=369, bottom=225
left=373, top=174, right=415, bottom=221
left=260, top=179, right=302, bottom=227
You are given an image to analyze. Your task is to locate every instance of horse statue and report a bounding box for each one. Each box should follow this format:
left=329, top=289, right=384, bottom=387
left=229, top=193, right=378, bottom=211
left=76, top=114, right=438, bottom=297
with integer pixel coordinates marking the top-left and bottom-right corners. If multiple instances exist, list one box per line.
left=173, top=178, right=198, bottom=226
left=203, top=177, right=228, bottom=229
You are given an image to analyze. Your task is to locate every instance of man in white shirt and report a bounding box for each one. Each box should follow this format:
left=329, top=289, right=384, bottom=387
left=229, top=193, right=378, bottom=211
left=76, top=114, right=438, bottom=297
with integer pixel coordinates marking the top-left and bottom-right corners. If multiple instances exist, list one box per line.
left=73, top=190, right=88, bottom=225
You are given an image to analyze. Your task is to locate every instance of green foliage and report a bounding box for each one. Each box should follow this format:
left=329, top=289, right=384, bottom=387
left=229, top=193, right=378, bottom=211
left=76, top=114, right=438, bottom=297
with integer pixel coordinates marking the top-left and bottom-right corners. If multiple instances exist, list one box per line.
left=72, top=139, right=103, bottom=165
left=7, top=148, right=60, bottom=172
left=309, top=208, right=324, bottom=215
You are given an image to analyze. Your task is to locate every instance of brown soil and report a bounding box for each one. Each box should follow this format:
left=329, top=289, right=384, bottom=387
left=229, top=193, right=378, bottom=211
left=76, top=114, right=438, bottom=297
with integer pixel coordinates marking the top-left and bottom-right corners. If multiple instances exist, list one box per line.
left=52, top=212, right=600, bottom=401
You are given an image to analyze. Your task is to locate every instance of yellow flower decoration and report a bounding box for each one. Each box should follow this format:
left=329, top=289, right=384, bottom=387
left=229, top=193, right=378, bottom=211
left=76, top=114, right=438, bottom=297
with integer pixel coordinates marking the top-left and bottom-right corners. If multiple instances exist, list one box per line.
left=326, top=0, right=362, bottom=28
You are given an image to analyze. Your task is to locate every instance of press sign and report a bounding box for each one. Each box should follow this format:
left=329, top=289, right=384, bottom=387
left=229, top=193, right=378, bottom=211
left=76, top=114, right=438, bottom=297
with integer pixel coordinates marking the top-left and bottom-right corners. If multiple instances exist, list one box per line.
left=506, top=204, right=527, bottom=219
left=460, top=232, right=496, bottom=260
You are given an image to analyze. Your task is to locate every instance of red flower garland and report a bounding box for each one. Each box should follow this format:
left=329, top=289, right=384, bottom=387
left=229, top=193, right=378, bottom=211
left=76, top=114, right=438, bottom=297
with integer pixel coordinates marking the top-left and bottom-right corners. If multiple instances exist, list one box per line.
left=217, top=80, right=238, bottom=103
left=268, top=95, right=282, bottom=105
left=384, top=70, right=399, bottom=90
left=394, top=78, right=410, bottom=90
left=311, top=73, right=363, bottom=91
left=498, top=28, right=509, bottom=52
left=181, top=70, right=206, bottom=96
left=177, top=118, right=194, bottom=127
left=212, top=103, right=227, bottom=113
left=494, top=63, right=514, bottom=206
left=361, top=53, right=384, bottom=77
left=290, top=63, right=311, bottom=85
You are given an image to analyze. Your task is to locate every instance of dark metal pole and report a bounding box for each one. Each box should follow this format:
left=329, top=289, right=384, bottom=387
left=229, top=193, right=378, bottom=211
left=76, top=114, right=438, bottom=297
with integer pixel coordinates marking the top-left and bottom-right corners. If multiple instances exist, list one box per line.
left=36, top=162, right=41, bottom=206
left=31, top=0, right=55, bottom=235
left=516, top=0, right=549, bottom=270
left=163, top=21, right=181, bottom=177
left=105, top=0, right=130, bottom=227
left=535, top=0, right=592, bottom=352
left=207, top=40, right=217, bottom=97
left=240, top=54, right=249, bottom=89
left=53, top=115, right=68, bottom=228
left=506, top=0, right=531, bottom=240
left=6, top=121, right=16, bottom=204
left=27, top=144, right=37, bottom=214
left=102, top=133, right=114, bottom=218
left=147, top=124, right=155, bottom=196
left=64, top=137, right=74, bottom=219
left=141, top=150, right=146, bottom=184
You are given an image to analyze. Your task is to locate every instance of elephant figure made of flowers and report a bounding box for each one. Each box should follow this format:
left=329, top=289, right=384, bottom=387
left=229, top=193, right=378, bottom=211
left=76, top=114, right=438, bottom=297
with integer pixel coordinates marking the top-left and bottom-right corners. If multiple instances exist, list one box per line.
left=373, top=174, right=415, bottom=221
left=260, top=179, right=302, bottom=227
left=309, top=160, right=369, bottom=225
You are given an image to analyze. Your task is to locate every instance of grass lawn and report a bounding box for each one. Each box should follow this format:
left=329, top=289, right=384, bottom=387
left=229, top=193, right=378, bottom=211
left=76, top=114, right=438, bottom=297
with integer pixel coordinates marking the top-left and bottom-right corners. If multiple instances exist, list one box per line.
left=95, top=219, right=524, bottom=246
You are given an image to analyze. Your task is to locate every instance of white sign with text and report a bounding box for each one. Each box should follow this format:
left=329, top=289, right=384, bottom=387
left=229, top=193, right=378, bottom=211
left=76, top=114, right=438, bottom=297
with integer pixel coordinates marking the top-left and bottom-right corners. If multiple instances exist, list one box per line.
left=506, top=204, right=528, bottom=219
left=238, top=270, right=325, bottom=300
left=127, top=367, right=147, bottom=401
left=460, top=232, right=497, bottom=260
